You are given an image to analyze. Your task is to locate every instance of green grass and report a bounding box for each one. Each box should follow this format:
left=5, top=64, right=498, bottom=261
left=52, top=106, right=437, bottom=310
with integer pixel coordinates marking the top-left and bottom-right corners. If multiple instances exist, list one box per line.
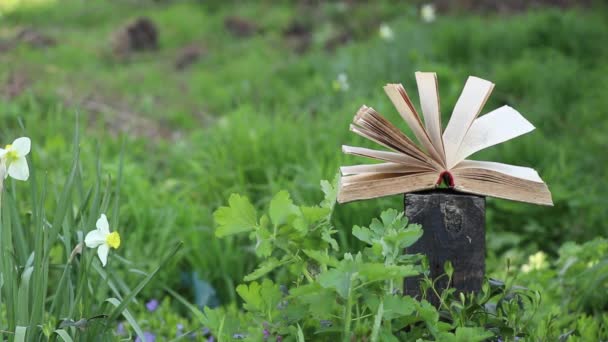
left=1, top=0, right=607, bottom=338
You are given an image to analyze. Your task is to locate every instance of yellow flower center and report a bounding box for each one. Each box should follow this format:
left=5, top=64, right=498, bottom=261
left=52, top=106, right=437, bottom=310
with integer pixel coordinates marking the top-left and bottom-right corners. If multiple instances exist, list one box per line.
left=4, top=144, right=18, bottom=163
left=106, top=231, right=121, bottom=249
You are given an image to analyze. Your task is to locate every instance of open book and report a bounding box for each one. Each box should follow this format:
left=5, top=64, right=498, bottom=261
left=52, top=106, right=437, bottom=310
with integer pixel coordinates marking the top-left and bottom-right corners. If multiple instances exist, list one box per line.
left=338, top=72, right=553, bottom=205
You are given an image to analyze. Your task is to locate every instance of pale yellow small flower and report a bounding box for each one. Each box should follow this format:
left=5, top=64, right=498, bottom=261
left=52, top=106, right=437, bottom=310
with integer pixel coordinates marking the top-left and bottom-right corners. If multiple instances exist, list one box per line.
left=379, top=23, right=394, bottom=41
left=421, top=4, right=436, bottom=23
left=332, top=73, right=350, bottom=92
left=521, top=251, right=547, bottom=273
left=85, top=214, right=121, bottom=267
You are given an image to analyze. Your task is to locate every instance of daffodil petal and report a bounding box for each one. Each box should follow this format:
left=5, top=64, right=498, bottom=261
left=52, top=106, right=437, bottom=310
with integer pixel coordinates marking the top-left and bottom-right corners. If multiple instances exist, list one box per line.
left=97, top=244, right=110, bottom=267
left=85, top=229, right=107, bottom=248
left=12, top=137, right=31, bottom=157
left=7, top=157, right=29, bottom=181
left=96, top=214, right=110, bottom=234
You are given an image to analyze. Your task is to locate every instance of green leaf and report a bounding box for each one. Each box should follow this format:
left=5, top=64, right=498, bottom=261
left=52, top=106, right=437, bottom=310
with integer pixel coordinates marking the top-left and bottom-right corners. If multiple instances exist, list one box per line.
left=244, top=257, right=285, bottom=281
left=236, top=279, right=282, bottom=315
left=290, top=284, right=336, bottom=318
left=383, top=295, right=417, bottom=320
left=237, top=282, right=264, bottom=312
left=15, top=326, right=27, bottom=342
left=303, top=249, right=340, bottom=268
left=352, top=225, right=372, bottom=244
left=296, top=324, right=305, bottom=342
left=269, top=191, right=299, bottom=226
left=359, top=263, right=418, bottom=282
left=380, top=209, right=402, bottom=228
left=254, top=226, right=273, bottom=257
left=214, top=194, right=257, bottom=237
left=438, top=327, right=494, bottom=341
left=108, top=242, right=182, bottom=322
left=320, top=178, right=338, bottom=210
left=53, top=330, right=74, bottom=342
left=106, top=297, right=146, bottom=341
left=322, top=230, right=339, bottom=251
left=16, top=266, right=34, bottom=325
left=390, top=226, right=423, bottom=249
left=301, top=206, right=331, bottom=223
left=318, top=262, right=357, bottom=298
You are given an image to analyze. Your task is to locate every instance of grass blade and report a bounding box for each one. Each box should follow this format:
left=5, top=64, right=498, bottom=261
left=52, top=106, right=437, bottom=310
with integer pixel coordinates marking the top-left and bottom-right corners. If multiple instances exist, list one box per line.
left=106, top=298, right=145, bottom=341
left=107, top=241, right=183, bottom=322
left=53, top=329, right=74, bottom=342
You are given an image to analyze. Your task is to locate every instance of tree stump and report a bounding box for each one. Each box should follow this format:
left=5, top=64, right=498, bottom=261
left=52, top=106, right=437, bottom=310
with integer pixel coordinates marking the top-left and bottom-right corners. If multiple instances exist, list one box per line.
left=403, top=190, right=485, bottom=306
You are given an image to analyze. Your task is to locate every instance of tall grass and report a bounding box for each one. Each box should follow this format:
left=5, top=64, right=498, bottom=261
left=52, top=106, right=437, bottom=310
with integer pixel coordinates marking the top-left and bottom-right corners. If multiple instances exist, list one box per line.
left=0, top=122, right=181, bottom=340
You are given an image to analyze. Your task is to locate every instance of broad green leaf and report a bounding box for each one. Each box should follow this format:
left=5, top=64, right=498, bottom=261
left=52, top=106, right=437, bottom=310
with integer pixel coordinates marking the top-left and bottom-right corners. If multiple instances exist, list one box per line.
left=236, top=279, right=282, bottom=315
left=254, top=226, right=273, bottom=257
left=303, top=249, right=339, bottom=268
left=290, top=284, right=336, bottom=318
left=237, top=282, right=263, bottom=312
left=244, top=257, right=283, bottom=281
left=269, top=191, right=299, bottom=226
left=383, top=295, right=417, bottom=320
left=301, top=206, right=330, bottom=223
left=438, top=327, right=494, bottom=341
left=352, top=225, right=372, bottom=244
left=318, top=262, right=357, bottom=298
left=380, top=209, right=402, bottom=227
left=359, top=264, right=418, bottom=282
left=214, top=194, right=257, bottom=237
left=384, top=225, right=423, bottom=249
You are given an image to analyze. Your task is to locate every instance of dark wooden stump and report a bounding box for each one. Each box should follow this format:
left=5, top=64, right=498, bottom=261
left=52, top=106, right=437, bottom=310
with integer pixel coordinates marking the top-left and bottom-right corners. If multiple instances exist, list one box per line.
left=403, top=190, right=485, bottom=306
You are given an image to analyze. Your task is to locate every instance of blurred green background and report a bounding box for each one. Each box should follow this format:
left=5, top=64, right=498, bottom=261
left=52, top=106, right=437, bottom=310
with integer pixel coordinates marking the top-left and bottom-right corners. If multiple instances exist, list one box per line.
left=1, top=0, right=607, bottom=309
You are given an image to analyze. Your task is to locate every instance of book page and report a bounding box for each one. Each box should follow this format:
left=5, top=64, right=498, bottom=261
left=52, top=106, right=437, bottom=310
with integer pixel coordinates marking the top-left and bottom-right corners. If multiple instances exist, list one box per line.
left=415, top=72, right=445, bottom=164
left=454, top=160, right=543, bottom=183
left=383, top=84, right=444, bottom=165
left=338, top=172, right=437, bottom=203
left=342, top=145, right=436, bottom=170
left=451, top=167, right=552, bottom=205
left=350, top=105, right=443, bottom=170
left=443, top=76, right=494, bottom=168
left=341, top=162, right=432, bottom=175
left=452, top=106, right=534, bottom=164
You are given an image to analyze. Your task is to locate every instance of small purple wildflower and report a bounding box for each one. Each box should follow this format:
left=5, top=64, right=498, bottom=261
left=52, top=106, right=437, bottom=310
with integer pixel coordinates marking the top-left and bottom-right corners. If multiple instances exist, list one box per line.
left=276, top=335, right=283, bottom=342
left=145, top=299, right=159, bottom=312
left=207, top=337, right=215, bottom=342
left=176, top=323, right=184, bottom=336
left=116, top=322, right=126, bottom=335
left=263, top=329, right=270, bottom=339
left=232, top=333, right=246, bottom=339
left=135, top=331, right=156, bottom=342
left=202, top=327, right=211, bottom=336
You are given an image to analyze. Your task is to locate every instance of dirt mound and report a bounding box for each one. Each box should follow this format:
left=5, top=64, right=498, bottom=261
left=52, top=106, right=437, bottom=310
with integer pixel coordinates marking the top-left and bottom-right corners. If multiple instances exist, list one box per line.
left=112, top=17, right=159, bottom=58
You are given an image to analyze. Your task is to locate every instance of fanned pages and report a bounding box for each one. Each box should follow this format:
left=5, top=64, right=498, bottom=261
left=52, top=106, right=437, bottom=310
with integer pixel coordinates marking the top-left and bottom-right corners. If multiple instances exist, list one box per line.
left=338, top=72, right=553, bottom=206
left=415, top=72, right=445, bottom=165
left=443, top=76, right=494, bottom=168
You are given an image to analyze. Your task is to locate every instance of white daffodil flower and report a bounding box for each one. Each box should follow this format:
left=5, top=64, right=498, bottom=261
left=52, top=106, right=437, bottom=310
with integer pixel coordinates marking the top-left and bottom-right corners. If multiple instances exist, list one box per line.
left=421, top=4, right=436, bottom=23
left=85, top=214, right=121, bottom=267
left=0, top=137, right=31, bottom=181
